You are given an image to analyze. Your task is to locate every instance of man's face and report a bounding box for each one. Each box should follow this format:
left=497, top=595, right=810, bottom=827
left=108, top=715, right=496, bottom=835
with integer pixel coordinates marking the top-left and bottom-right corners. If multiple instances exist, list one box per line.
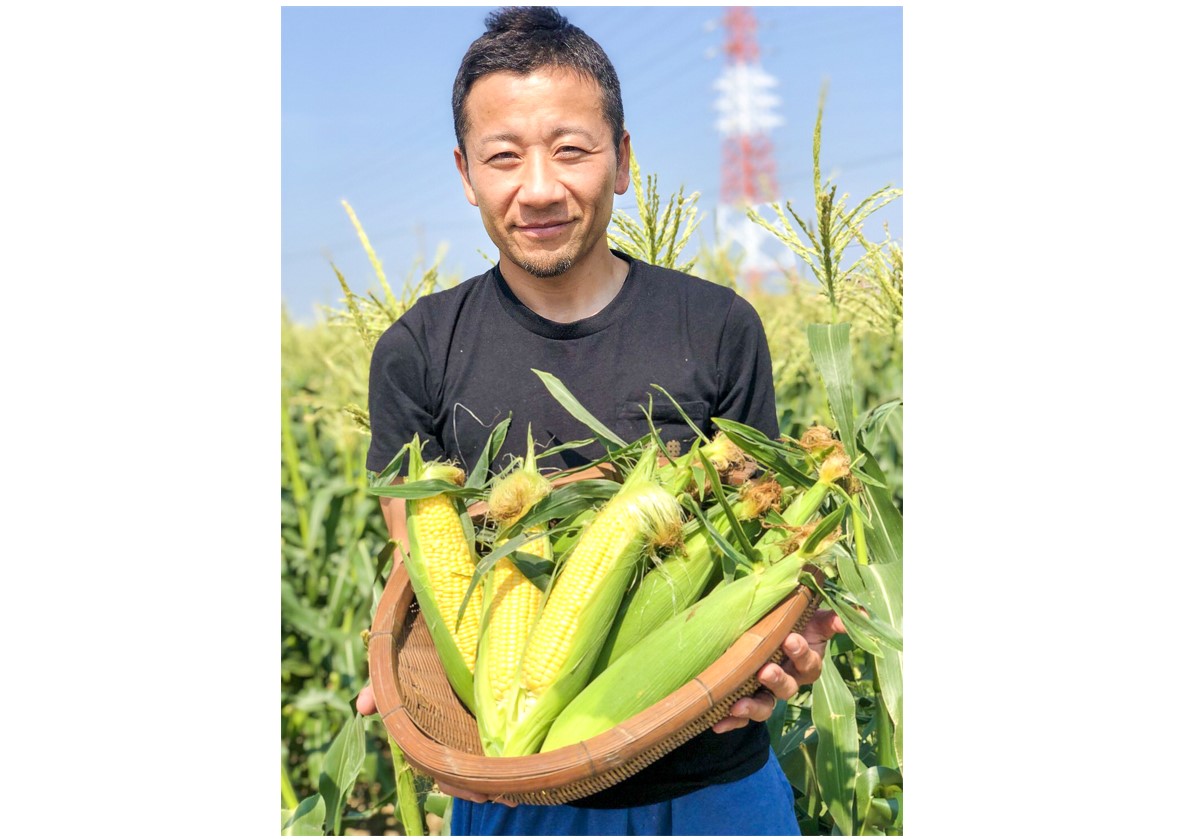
left=454, top=67, right=630, bottom=280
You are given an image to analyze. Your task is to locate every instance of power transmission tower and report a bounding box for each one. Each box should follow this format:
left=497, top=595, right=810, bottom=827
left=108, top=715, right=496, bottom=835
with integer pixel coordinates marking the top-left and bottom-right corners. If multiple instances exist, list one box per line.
left=713, top=6, right=782, bottom=294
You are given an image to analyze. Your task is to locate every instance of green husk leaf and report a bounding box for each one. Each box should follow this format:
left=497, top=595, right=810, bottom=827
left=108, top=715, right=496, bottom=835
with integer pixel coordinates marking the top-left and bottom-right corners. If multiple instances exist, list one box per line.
left=466, top=416, right=512, bottom=489
left=368, top=479, right=484, bottom=501
left=533, top=368, right=627, bottom=452
left=680, top=492, right=754, bottom=577
left=696, top=450, right=760, bottom=563
left=650, top=383, right=711, bottom=444
left=507, top=549, right=556, bottom=591
left=369, top=438, right=414, bottom=489
left=712, top=417, right=815, bottom=490
left=508, top=480, right=622, bottom=533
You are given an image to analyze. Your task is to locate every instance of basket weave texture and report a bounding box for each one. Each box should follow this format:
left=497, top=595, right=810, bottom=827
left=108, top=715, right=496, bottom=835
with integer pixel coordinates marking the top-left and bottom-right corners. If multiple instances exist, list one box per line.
left=368, top=562, right=821, bottom=805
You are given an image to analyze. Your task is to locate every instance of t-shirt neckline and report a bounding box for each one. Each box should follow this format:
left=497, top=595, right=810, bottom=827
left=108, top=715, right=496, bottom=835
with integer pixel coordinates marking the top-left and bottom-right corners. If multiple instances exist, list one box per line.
left=490, top=250, right=639, bottom=340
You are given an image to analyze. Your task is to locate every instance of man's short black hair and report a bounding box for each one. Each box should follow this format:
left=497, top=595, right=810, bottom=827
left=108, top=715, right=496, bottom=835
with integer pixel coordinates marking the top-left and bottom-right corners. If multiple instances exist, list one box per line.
left=452, top=6, right=625, bottom=162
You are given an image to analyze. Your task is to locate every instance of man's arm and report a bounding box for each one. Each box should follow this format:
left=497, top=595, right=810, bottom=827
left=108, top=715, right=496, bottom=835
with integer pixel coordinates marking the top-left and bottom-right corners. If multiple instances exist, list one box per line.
left=379, top=494, right=409, bottom=551
left=356, top=486, right=408, bottom=718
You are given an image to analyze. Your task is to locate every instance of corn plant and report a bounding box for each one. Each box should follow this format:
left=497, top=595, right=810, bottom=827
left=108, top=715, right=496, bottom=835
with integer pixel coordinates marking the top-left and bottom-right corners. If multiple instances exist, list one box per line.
left=608, top=147, right=702, bottom=273
left=282, top=202, right=449, bottom=835
left=746, top=86, right=902, bottom=326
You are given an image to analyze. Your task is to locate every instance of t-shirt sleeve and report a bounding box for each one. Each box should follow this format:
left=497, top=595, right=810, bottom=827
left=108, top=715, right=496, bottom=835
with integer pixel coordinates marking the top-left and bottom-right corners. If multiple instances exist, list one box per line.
left=714, top=295, right=779, bottom=438
left=366, top=309, right=445, bottom=474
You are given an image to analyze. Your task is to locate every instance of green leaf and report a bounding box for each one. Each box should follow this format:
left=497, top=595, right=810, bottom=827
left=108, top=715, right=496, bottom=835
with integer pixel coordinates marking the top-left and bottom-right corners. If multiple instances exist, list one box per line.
left=538, top=437, right=598, bottom=460
left=282, top=794, right=326, bottom=836
left=466, top=416, right=512, bottom=489
left=854, top=766, right=881, bottom=833
left=858, top=442, right=903, bottom=565
left=507, top=550, right=556, bottom=591
left=858, top=561, right=903, bottom=768
left=697, top=450, right=760, bottom=563
left=281, top=581, right=338, bottom=643
left=680, top=493, right=753, bottom=576
left=318, top=713, right=366, bottom=836
left=650, top=383, right=710, bottom=444
left=511, top=480, right=621, bottom=532
left=799, top=502, right=848, bottom=556
left=532, top=369, right=627, bottom=451
left=803, top=574, right=903, bottom=653
left=373, top=540, right=397, bottom=586
left=773, top=719, right=816, bottom=778
left=368, top=479, right=484, bottom=501
left=808, top=323, right=857, bottom=459
left=712, top=417, right=816, bottom=490
left=858, top=399, right=903, bottom=452
left=304, top=480, right=354, bottom=555
left=812, top=651, right=860, bottom=835
left=370, top=439, right=414, bottom=489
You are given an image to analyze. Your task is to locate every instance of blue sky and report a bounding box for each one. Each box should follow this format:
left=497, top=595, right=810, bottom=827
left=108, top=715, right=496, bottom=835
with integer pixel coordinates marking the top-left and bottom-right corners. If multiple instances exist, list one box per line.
left=282, top=5, right=902, bottom=322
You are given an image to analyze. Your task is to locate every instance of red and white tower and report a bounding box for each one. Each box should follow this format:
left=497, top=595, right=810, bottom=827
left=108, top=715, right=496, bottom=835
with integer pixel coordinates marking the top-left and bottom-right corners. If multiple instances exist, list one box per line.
left=714, top=7, right=782, bottom=293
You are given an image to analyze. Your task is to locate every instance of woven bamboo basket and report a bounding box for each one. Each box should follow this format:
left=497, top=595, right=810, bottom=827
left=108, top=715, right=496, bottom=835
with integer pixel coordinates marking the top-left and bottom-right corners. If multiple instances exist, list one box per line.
left=368, top=561, right=822, bottom=805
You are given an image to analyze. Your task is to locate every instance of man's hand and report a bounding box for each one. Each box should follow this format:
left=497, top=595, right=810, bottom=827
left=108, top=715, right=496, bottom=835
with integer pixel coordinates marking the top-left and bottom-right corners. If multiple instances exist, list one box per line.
left=710, top=609, right=846, bottom=734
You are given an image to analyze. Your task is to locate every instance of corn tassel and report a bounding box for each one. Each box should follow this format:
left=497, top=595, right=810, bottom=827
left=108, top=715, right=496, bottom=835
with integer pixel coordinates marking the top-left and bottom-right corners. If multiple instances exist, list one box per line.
left=402, top=444, right=483, bottom=714
left=500, top=446, right=682, bottom=756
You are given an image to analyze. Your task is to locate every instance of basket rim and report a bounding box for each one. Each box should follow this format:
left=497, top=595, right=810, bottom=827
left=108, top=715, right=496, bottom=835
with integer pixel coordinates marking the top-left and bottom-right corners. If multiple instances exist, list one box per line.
left=368, top=561, right=820, bottom=797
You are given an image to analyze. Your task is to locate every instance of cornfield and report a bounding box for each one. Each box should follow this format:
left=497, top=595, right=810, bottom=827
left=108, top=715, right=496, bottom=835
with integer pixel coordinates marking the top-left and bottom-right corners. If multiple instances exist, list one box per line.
left=282, top=96, right=902, bottom=835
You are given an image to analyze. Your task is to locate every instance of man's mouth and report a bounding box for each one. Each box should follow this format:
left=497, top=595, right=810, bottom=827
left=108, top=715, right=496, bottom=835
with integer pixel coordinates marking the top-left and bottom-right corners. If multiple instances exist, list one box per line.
left=516, top=220, right=573, bottom=239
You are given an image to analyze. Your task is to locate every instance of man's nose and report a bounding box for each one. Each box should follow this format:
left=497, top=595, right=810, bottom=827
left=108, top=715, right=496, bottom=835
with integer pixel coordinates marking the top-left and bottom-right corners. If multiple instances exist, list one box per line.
left=517, top=153, right=566, bottom=207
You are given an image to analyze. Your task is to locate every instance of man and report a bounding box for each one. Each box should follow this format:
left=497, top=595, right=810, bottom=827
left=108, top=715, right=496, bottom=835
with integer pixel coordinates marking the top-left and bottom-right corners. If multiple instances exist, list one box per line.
left=357, top=7, right=845, bottom=834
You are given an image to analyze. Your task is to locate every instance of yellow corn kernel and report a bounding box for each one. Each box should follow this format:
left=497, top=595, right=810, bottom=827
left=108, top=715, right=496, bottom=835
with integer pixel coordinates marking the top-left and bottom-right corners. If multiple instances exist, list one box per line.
left=484, top=530, right=549, bottom=701
left=410, top=489, right=482, bottom=671
left=519, top=513, right=636, bottom=694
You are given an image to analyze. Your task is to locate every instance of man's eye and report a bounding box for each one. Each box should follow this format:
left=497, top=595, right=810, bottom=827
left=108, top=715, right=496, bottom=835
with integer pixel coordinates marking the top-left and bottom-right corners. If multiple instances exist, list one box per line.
left=488, top=151, right=517, bottom=163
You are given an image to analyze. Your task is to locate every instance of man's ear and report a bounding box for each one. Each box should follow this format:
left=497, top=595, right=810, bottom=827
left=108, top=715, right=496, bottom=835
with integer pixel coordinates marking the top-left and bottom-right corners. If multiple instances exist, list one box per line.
left=454, top=146, right=479, bottom=207
left=615, top=130, right=631, bottom=196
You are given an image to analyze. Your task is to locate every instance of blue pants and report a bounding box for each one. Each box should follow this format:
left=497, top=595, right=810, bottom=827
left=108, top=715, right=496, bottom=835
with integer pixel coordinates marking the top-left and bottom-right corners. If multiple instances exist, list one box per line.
left=450, top=750, right=800, bottom=835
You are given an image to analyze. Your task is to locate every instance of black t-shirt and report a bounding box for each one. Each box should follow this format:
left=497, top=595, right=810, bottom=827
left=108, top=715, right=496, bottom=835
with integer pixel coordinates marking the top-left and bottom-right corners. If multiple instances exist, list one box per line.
left=367, top=252, right=780, bottom=808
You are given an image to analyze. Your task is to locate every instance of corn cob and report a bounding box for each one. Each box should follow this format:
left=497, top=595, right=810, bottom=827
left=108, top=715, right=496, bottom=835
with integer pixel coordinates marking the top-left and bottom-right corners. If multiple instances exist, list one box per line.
left=499, top=446, right=683, bottom=756
left=403, top=444, right=483, bottom=714
left=541, top=531, right=834, bottom=752
left=656, top=431, right=755, bottom=497
left=591, top=476, right=782, bottom=674
left=474, top=432, right=554, bottom=756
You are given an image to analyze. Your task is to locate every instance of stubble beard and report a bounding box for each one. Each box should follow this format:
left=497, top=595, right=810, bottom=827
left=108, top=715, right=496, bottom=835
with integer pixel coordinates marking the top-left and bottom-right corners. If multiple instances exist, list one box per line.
left=517, top=254, right=576, bottom=278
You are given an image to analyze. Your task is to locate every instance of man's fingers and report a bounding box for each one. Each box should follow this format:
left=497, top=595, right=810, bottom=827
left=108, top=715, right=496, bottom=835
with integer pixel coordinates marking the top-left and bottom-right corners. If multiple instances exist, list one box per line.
left=436, top=781, right=491, bottom=804
left=356, top=684, right=378, bottom=717
left=758, top=658, right=800, bottom=700
left=800, top=609, right=848, bottom=651
left=780, top=633, right=824, bottom=686
left=713, top=687, right=781, bottom=734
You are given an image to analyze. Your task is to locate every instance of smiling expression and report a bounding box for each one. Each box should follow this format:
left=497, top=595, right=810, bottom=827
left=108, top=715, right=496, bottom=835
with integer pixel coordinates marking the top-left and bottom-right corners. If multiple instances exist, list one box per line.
left=454, top=67, right=631, bottom=281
